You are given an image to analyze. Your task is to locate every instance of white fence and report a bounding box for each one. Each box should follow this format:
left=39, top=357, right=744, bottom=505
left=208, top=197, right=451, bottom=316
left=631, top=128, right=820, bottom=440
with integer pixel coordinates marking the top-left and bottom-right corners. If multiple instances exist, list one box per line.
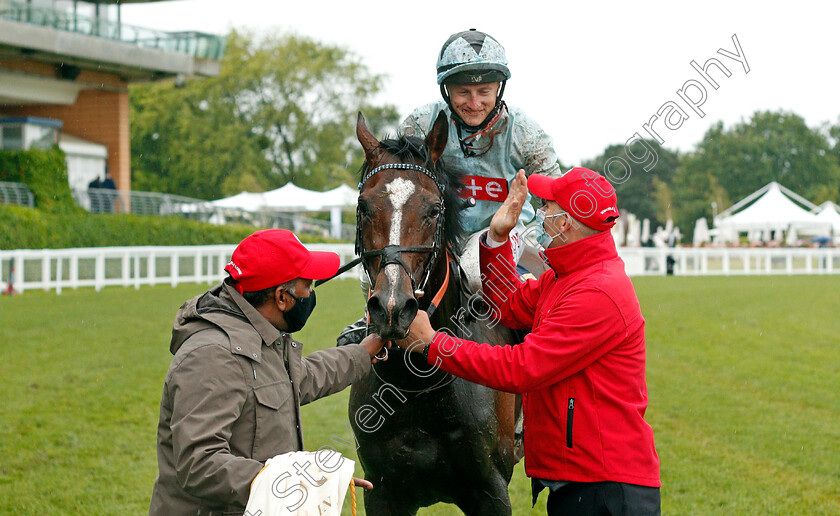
left=0, top=244, right=360, bottom=294
left=2, top=245, right=840, bottom=295
left=618, top=247, right=840, bottom=276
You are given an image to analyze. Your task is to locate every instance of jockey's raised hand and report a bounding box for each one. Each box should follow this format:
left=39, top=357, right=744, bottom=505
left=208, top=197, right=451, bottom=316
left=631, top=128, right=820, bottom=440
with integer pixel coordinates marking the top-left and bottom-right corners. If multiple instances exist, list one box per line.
left=489, top=169, right=527, bottom=243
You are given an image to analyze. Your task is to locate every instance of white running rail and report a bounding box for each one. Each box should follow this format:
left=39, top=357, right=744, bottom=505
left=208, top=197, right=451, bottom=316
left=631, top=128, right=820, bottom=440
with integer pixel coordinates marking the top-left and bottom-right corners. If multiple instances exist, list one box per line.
left=2, top=245, right=839, bottom=294
left=0, top=244, right=360, bottom=294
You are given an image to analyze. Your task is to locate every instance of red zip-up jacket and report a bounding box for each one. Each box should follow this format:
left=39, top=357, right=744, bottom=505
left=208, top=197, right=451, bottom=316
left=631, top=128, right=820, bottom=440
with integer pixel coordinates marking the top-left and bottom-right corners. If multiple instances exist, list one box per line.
left=426, top=230, right=660, bottom=487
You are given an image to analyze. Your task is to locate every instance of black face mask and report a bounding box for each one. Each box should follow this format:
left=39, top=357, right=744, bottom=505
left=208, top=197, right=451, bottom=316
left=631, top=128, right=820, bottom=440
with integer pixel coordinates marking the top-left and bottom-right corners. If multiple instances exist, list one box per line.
left=282, top=289, right=316, bottom=333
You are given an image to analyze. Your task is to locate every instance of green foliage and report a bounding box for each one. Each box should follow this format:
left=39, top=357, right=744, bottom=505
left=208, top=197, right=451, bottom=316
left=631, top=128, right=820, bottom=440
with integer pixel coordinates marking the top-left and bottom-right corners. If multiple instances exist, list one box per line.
left=0, top=205, right=333, bottom=249
left=671, top=112, right=840, bottom=236
left=1, top=277, right=839, bottom=514
left=0, top=147, right=79, bottom=212
left=583, top=140, right=681, bottom=226
left=129, top=30, right=400, bottom=199
left=695, top=112, right=840, bottom=202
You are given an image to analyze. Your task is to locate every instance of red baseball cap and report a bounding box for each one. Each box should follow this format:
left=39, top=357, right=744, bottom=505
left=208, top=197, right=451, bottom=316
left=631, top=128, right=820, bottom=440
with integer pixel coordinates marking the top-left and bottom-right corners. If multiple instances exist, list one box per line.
left=527, top=167, right=620, bottom=231
left=224, top=229, right=340, bottom=294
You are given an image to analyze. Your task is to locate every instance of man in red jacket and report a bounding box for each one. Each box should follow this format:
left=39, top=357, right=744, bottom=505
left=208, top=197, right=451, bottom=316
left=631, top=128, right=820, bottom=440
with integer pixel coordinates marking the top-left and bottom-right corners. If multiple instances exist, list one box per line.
left=396, top=168, right=660, bottom=515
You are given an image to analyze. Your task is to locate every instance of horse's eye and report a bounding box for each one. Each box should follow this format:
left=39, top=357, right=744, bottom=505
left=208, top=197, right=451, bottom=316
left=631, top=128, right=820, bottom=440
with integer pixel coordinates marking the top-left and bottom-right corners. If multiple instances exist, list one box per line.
left=426, top=205, right=442, bottom=219
left=358, top=202, right=371, bottom=219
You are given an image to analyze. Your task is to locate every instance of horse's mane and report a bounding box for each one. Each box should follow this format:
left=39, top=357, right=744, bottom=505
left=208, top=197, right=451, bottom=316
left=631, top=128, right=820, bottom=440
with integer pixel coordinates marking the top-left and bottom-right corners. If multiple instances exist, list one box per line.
left=358, top=134, right=466, bottom=255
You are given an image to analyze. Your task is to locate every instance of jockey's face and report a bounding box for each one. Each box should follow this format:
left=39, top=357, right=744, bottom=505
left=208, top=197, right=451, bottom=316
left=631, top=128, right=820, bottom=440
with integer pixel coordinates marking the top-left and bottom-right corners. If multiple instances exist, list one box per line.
left=447, top=82, right=499, bottom=126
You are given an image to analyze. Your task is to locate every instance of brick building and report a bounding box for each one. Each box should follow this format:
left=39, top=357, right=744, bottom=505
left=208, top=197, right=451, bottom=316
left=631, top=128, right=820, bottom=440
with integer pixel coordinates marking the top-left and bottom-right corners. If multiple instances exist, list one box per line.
left=0, top=0, right=224, bottom=193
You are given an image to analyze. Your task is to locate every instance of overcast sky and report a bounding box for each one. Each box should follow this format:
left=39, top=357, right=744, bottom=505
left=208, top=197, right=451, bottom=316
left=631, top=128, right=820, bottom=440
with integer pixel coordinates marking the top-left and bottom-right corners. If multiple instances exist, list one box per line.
left=122, top=0, right=838, bottom=166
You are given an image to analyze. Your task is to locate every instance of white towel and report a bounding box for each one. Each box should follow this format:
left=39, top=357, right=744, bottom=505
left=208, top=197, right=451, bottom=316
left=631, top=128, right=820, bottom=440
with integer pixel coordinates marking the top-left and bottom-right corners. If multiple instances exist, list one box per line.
left=245, top=451, right=355, bottom=516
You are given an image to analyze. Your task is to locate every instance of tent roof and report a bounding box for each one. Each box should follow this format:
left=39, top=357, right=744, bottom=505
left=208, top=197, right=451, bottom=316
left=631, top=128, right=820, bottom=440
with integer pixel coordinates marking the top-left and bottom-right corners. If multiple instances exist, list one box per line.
left=209, top=191, right=266, bottom=211
left=716, top=182, right=830, bottom=232
left=814, top=201, right=840, bottom=232
left=209, top=184, right=357, bottom=213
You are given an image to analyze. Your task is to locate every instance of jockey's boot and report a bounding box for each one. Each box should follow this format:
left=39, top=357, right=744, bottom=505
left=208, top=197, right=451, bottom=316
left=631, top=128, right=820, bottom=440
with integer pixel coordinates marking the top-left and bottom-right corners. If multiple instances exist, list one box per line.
left=336, top=316, right=368, bottom=347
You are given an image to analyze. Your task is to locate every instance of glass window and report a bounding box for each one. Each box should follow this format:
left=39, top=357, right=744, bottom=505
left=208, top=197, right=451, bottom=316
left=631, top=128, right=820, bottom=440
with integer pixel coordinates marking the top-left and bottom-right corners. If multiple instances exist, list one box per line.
left=27, top=125, right=57, bottom=149
left=1, top=126, right=23, bottom=150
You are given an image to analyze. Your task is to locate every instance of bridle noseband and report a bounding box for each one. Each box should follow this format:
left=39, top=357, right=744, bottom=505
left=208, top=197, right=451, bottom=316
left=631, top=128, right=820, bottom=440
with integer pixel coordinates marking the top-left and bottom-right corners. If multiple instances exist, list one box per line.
left=356, top=162, right=446, bottom=298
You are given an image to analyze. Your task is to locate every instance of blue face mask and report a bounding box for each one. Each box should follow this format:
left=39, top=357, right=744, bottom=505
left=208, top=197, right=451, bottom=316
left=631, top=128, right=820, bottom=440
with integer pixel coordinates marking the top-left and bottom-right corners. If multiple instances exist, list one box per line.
left=535, top=210, right=568, bottom=249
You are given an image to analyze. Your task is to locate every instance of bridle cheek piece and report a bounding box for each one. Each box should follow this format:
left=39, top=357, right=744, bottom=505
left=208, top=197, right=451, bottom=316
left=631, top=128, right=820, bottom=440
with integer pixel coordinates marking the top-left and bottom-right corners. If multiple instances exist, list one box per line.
left=356, top=162, right=446, bottom=298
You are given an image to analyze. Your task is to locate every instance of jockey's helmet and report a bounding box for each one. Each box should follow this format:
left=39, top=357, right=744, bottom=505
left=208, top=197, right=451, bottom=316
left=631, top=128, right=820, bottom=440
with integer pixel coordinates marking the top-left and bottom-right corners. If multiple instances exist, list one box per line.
left=436, top=29, right=511, bottom=86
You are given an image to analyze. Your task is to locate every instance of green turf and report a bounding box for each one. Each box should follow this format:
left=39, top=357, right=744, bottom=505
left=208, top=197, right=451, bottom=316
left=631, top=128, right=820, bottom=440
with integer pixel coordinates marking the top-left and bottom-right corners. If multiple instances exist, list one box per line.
left=0, top=276, right=838, bottom=515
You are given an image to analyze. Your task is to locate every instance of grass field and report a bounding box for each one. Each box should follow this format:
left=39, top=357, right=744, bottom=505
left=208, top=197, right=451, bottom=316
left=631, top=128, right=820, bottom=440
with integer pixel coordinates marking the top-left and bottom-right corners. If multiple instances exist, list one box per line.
left=1, top=275, right=838, bottom=515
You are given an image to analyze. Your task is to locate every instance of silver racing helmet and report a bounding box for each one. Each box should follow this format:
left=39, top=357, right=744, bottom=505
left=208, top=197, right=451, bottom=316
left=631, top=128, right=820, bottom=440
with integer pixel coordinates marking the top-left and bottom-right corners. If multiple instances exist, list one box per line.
left=436, top=29, right=511, bottom=86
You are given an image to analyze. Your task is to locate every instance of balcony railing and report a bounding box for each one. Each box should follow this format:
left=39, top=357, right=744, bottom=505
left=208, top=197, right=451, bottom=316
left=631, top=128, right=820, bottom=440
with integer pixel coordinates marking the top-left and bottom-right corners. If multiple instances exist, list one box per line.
left=0, top=181, right=34, bottom=207
left=0, top=0, right=226, bottom=60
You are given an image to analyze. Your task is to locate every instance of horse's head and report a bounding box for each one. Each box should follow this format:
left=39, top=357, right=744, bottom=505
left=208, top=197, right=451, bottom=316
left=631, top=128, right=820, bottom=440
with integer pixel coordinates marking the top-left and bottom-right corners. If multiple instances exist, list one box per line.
left=355, top=111, right=452, bottom=341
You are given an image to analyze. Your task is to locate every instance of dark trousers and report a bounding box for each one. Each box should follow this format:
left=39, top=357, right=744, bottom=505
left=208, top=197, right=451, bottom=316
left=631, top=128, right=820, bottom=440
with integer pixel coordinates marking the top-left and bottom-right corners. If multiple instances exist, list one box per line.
left=545, top=481, right=660, bottom=516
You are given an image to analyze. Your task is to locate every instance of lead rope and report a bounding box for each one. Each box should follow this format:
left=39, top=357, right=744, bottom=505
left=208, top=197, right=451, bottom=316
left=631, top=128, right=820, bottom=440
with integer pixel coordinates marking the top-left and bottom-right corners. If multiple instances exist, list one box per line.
left=350, top=478, right=357, bottom=516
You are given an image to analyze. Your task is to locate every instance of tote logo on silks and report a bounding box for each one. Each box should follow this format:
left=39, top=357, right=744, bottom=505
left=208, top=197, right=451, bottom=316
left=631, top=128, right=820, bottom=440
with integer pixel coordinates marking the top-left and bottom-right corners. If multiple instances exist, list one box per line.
left=458, top=175, right=509, bottom=202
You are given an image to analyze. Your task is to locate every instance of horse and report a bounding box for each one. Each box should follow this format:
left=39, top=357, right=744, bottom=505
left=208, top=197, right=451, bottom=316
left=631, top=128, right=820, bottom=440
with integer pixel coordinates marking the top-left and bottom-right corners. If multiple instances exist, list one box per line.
left=348, top=111, right=521, bottom=515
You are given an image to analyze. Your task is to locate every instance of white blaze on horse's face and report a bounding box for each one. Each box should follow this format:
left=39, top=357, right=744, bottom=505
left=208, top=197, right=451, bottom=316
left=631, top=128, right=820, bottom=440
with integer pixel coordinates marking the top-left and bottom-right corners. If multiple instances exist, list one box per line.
left=383, top=177, right=416, bottom=311
left=385, top=177, right=415, bottom=245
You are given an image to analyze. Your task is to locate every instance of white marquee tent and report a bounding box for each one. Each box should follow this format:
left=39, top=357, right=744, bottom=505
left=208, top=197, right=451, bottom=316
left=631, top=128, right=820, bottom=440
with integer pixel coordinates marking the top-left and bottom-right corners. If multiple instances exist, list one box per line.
left=714, top=182, right=831, bottom=243
left=209, top=183, right=358, bottom=238
left=813, top=201, right=840, bottom=235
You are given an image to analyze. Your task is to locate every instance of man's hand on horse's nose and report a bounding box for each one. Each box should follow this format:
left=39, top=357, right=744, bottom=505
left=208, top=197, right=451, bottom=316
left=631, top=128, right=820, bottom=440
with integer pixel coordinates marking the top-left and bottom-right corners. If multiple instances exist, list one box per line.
left=396, top=310, right=435, bottom=351
left=490, top=169, right=527, bottom=243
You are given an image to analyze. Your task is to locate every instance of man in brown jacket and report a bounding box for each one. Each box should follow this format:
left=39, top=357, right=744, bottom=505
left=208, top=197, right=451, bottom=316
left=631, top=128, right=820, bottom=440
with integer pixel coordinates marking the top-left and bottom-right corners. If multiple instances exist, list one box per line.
left=149, top=230, right=386, bottom=515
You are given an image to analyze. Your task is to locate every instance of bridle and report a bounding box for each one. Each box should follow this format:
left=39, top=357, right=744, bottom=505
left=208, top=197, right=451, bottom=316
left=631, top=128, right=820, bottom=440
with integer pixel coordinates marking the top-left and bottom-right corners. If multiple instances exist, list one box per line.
left=355, top=162, right=446, bottom=299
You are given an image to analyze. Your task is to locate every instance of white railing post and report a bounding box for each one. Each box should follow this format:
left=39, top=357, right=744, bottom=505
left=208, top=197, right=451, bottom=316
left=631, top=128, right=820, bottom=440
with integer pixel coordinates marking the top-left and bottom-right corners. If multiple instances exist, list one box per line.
left=56, top=255, right=62, bottom=295
left=194, top=252, right=202, bottom=284
left=95, top=251, right=105, bottom=291
left=41, top=252, right=50, bottom=291
left=149, top=251, right=156, bottom=286
left=14, top=253, right=24, bottom=293
left=70, top=253, right=79, bottom=289
left=171, top=253, right=178, bottom=288
left=786, top=252, right=793, bottom=274
left=134, top=254, right=141, bottom=290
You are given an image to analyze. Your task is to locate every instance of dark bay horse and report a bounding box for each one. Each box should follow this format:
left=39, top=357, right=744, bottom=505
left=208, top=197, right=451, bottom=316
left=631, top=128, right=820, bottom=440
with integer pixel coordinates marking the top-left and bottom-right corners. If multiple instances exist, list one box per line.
left=349, top=112, right=520, bottom=515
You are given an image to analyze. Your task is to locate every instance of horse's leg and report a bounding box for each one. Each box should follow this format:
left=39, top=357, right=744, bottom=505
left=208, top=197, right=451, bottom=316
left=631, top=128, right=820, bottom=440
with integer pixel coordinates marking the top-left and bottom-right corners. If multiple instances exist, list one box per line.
left=454, top=470, right=513, bottom=516
left=363, top=485, right=419, bottom=516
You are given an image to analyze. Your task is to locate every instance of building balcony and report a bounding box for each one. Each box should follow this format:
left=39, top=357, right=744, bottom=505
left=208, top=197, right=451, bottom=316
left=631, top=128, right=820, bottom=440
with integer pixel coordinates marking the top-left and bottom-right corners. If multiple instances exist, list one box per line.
left=0, top=0, right=225, bottom=61
left=0, top=0, right=225, bottom=81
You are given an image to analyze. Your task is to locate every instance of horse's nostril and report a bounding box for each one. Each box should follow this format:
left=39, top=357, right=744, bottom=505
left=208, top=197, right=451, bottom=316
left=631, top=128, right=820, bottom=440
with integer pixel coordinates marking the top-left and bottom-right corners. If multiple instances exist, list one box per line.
left=397, top=297, right=419, bottom=331
left=367, top=296, right=387, bottom=326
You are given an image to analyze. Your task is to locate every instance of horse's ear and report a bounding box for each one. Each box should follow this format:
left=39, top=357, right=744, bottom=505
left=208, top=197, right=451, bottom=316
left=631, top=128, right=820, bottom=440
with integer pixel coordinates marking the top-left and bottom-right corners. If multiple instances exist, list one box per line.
left=426, top=110, right=449, bottom=164
left=356, top=112, right=383, bottom=163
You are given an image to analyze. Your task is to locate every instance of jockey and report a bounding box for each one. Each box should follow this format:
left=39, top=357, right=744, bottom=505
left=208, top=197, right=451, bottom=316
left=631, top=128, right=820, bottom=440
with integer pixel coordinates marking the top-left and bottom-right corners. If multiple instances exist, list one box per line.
left=400, top=28, right=563, bottom=287
left=337, top=29, right=563, bottom=346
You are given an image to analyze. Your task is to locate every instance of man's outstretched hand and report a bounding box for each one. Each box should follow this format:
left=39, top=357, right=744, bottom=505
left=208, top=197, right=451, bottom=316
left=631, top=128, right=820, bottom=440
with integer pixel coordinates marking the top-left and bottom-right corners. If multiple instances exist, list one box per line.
left=489, top=169, right=528, bottom=243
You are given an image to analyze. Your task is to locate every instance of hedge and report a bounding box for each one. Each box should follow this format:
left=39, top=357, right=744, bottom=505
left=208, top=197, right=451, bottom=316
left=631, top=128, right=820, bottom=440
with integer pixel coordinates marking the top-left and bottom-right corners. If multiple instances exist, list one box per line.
left=0, top=205, right=336, bottom=249
left=0, top=148, right=340, bottom=249
left=0, top=147, right=79, bottom=212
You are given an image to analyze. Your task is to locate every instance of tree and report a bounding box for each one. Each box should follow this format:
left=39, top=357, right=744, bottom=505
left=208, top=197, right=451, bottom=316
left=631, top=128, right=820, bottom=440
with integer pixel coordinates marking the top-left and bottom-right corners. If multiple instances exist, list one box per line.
left=583, top=140, right=681, bottom=226
left=684, top=112, right=840, bottom=203
left=130, top=73, right=273, bottom=200
left=130, top=30, right=399, bottom=199
left=670, top=111, right=840, bottom=238
left=219, top=30, right=399, bottom=191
